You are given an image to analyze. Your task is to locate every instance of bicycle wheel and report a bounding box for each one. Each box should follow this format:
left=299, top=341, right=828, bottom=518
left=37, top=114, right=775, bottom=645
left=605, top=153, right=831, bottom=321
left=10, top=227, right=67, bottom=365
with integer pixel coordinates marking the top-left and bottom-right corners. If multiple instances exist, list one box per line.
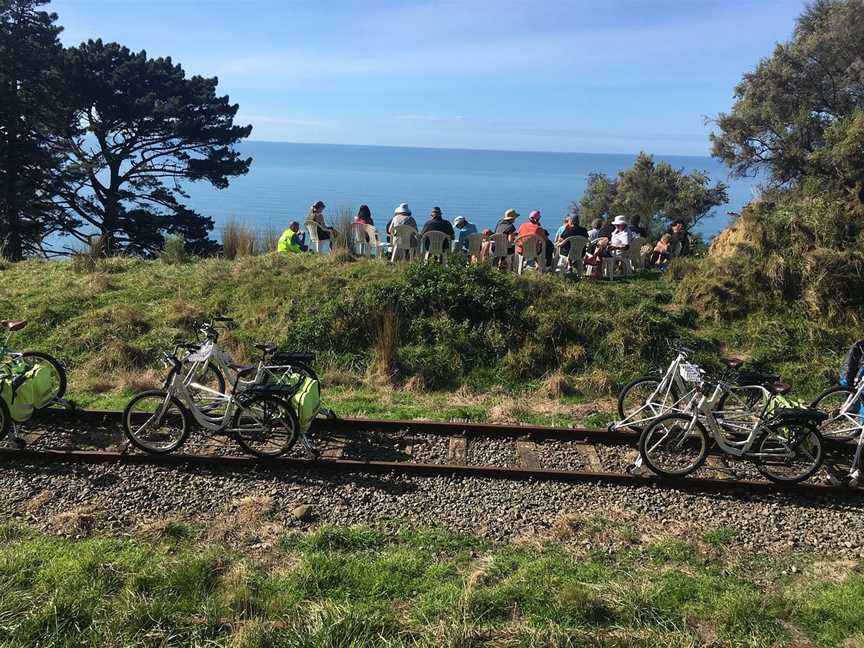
left=639, top=413, right=709, bottom=478
left=186, top=363, right=227, bottom=410
left=0, top=398, right=10, bottom=438
left=617, top=377, right=677, bottom=430
left=232, top=393, right=299, bottom=458
left=123, top=390, right=190, bottom=454
left=753, top=422, right=824, bottom=483
left=20, top=351, right=67, bottom=400
left=811, top=386, right=857, bottom=438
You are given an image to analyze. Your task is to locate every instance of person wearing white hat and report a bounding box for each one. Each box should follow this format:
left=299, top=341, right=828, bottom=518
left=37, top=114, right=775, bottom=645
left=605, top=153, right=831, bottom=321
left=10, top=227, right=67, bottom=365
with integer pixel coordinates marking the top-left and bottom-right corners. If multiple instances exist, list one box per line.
left=452, top=215, right=477, bottom=251
left=388, top=203, right=417, bottom=235
left=609, top=214, right=632, bottom=252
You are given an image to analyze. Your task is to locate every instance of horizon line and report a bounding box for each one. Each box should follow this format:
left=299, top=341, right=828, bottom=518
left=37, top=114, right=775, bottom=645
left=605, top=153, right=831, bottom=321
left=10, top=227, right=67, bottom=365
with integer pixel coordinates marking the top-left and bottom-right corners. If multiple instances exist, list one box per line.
left=243, top=138, right=717, bottom=160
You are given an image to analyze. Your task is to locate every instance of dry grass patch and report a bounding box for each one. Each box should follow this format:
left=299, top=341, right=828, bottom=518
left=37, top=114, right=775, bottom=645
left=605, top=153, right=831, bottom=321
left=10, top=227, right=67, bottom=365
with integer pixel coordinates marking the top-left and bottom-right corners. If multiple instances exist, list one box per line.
left=45, top=505, right=102, bottom=537
left=205, top=495, right=283, bottom=551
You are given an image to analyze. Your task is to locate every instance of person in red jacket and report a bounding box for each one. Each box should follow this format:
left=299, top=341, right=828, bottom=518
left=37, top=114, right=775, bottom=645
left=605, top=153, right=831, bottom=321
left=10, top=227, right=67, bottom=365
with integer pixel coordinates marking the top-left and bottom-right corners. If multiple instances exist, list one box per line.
left=516, top=210, right=553, bottom=269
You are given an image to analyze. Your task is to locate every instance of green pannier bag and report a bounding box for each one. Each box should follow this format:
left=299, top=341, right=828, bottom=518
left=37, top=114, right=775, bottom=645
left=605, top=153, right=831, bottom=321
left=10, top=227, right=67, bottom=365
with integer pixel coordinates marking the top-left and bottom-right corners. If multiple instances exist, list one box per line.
left=290, top=375, right=321, bottom=434
left=0, top=362, right=60, bottom=423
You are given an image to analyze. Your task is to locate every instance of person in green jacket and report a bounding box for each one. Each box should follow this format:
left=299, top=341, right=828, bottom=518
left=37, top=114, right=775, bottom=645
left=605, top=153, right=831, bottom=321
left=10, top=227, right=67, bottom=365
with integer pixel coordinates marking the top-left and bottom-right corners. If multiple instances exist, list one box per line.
left=277, top=222, right=308, bottom=253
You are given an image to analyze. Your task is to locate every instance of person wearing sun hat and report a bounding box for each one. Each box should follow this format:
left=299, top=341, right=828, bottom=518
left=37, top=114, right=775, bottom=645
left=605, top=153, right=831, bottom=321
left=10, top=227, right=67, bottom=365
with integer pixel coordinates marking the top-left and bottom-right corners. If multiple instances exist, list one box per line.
left=388, top=203, right=417, bottom=234
left=492, top=208, right=520, bottom=265
left=609, top=214, right=632, bottom=252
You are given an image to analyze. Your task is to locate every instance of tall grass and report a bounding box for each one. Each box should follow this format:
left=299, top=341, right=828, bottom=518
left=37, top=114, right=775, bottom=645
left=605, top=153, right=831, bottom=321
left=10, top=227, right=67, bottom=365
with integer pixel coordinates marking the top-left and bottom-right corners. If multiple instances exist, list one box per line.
left=221, top=219, right=257, bottom=259
left=329, top=207, right=356, bottom=256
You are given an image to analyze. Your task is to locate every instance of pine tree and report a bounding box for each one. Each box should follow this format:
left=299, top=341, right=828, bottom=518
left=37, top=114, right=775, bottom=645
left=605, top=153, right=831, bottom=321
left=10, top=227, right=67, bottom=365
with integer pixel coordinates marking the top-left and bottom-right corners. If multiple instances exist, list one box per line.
left=56, top=39, right=253, bottom=255
left=0, top=0, right=74, bottom=260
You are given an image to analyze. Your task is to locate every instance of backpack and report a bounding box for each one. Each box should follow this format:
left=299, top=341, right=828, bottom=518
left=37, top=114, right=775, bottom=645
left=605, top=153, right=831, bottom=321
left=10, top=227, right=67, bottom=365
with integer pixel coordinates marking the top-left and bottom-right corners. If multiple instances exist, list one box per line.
left=0, top=361, right=60, bottom=423
left=840, top=340, right=864, bottom=387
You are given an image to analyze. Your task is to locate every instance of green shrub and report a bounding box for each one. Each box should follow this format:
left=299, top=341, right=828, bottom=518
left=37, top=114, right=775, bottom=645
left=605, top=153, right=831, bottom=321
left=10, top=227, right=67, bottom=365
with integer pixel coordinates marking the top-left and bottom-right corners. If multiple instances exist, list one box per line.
left=159, top=235, right=189, bottom=265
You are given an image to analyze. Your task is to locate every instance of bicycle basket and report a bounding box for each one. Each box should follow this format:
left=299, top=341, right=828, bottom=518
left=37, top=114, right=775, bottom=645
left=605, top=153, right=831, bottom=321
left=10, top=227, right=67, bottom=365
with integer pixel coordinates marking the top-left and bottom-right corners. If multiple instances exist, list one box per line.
left=679, top=363, right=702, bottom=383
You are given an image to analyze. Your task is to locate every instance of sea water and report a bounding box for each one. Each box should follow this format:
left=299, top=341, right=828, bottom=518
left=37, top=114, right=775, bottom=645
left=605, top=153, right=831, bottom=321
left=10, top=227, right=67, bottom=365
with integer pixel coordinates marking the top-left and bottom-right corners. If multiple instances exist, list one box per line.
left=181, top=141, right=760, bottom=240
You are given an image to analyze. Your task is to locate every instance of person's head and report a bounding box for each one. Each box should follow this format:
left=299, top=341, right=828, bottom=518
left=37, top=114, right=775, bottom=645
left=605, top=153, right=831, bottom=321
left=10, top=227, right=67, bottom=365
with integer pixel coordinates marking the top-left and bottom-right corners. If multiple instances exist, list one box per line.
left=394, top=203, right=411, bottom=217
left=671, top=219, right=686, bottom=233
left=564, top=215, right=575, bottom=226
left=660, top=233, right=672, bottom=243
left=529, top=210, right=541, bottom=224
left=503, top=208, right=519, bottom=222
left=481, top=227, right=493, bottom=239
left=592, top=218, right=603, bottom=230
left=612, top=215, right=628, bottom=230
left=289, top=221, right=300, bottom=232
left=430, top=206, right=442, bottom=220
left=311, top=200, right=325, bottom=214
left=454, top=215, right=466, bottom=229
left=357, top=204, right=372, bottom=221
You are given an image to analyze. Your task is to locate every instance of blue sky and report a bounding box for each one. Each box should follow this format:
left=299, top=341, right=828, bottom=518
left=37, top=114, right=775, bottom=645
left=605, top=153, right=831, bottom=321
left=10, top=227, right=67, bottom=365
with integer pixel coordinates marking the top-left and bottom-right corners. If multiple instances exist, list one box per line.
left=51, top=0, right=806, bottom=155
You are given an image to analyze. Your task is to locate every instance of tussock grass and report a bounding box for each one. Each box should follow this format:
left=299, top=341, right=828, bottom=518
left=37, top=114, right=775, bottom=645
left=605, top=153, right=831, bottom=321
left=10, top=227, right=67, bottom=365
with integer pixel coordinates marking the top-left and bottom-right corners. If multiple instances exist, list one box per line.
left=222, top=219, right=258, bottom=260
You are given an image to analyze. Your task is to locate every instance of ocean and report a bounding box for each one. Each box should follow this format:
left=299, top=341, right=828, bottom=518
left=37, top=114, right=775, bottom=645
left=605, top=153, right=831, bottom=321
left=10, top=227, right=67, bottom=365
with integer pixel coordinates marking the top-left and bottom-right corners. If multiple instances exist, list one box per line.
left=183, top=141, right=760, bottom=241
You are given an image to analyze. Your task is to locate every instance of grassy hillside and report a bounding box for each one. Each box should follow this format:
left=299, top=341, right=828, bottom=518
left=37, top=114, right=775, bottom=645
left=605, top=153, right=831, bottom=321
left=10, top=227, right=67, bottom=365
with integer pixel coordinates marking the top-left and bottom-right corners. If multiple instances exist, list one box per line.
left=0, top=521, right=862, bottom=647
left=0, top=253, right=857, bottom=422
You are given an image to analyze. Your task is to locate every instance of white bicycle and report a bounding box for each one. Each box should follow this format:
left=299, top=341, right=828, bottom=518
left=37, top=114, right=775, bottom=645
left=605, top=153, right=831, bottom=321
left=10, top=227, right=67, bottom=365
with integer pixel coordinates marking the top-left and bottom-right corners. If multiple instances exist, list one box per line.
left=640, top=370, right=826, bottom=483
left=123, top=350, right=311, bottom=458
left=811, top=376, right=864, bottom=485
left=613, top=341, right=779, bottom=433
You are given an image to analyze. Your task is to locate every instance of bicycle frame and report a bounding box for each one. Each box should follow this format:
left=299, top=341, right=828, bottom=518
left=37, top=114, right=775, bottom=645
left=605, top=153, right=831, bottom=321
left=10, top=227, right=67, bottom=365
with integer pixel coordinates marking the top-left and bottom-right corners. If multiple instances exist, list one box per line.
left=611, top=351, right=701, bottom=430
left=820, top=379, right=864, bottom=483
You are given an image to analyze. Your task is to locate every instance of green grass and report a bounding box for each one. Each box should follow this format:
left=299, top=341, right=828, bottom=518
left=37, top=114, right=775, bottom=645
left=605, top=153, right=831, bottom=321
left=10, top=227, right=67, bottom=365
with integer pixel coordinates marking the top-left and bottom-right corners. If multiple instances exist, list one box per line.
left=0, top=521, right=862, bottom=647
left=0, top=253, right=859, bottom=424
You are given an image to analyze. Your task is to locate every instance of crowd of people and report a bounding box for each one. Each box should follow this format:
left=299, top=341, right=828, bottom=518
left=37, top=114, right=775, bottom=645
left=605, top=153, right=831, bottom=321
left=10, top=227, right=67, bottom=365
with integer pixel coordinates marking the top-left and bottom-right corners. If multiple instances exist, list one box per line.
left=277, top=201, right=693, bottom=275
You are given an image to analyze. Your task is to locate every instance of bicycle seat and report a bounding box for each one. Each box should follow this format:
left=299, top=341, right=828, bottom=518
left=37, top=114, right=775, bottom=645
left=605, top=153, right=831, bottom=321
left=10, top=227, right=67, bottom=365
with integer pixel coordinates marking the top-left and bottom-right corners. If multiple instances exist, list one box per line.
left=768, top=381, right=792, bottom=395
left=1, top=320, right=27, bottom=332
left=229, top=362, right=258, bottom=376
left=254, top=342, right=278, bottom=354
left=271, top=351, right=315, bottom=364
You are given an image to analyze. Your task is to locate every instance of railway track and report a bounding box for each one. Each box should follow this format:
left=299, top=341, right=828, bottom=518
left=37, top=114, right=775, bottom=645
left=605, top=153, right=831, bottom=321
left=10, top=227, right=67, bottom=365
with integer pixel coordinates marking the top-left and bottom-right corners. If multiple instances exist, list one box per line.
left=1, top=407, right=859, bottom=498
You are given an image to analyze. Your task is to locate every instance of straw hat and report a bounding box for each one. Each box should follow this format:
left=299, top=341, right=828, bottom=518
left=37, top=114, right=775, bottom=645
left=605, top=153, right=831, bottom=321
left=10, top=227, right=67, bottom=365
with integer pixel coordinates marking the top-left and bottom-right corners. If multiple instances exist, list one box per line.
left=503, top=208, right=520, bottom=221
left=612, top=215, right=628, bottom=226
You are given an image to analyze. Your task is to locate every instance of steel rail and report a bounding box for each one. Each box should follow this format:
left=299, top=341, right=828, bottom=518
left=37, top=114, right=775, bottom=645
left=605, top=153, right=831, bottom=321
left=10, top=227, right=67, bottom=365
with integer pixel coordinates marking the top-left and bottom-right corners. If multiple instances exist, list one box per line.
left=0, top=445, right=853, bottom=497
left=33, top=408, right=856, bottom=453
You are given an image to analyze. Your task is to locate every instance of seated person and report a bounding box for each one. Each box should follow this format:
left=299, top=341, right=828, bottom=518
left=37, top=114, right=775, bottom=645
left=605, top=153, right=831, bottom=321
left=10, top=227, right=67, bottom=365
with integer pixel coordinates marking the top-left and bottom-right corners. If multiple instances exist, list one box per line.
left=608, top=215, right=631, bottom=253
left=666, top=219, right=691, bottom=256
left=584, top=237, right=611, bottom=277
left=587, top=218, right=604, bottom=241
left=307, top=200, right=335, bottom=242
left=420, top=206, right=455, bottom=251
left=355, top=204, right=375, bottom=226
left=555, top=215, right=589, bottom=256
left=479, top=228, right=494, bottom=261
left=629, top=215, right=647, bottom=238
left=492, top=208, right=520, bottom=265
left=277, top=222, right=308, bottom=253
left=650, top=233, right=673, bottom=270
left=516, top=210, right=553, bottom=268
left=452, top=215, right=478, bottom=251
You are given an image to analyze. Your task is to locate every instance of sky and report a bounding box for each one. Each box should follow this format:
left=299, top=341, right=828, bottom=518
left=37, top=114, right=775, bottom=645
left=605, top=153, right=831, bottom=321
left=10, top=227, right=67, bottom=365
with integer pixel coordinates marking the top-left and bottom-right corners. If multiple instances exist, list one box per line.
left=50, top=0, right=807, bottom=156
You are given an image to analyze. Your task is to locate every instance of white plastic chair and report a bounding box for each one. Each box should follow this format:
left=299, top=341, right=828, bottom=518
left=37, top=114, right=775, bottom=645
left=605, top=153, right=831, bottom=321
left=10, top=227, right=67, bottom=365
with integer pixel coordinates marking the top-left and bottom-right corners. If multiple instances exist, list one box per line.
left=390, top=225, right=418, bottom=262
left=464, top=233, right=484, bottom=262
left=515, top=234, right=546, bottom=274
left=488, top=232, right=514, bottom=270
left=350, top=223, right=371, bottom=256
left=555, top=235, right=588, bottom=275
left=625, top=236, right=646, bottom=274
left=421, top=231, right=452, bottom=264
left=304, top=220, right=336, bottom=254
left=364, top=225, right=387, bottom=259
